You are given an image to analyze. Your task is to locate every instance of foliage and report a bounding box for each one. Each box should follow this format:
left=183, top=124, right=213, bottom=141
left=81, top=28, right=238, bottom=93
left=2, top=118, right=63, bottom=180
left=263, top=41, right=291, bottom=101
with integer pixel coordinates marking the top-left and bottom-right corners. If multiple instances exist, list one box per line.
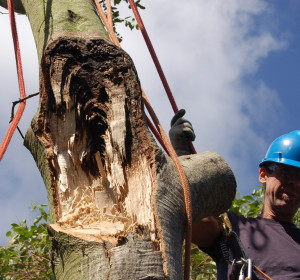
left=99, top=0, right=145, bottom=42
left=189, top=244, right=217, bottom=280
left=1, top=188, right=299, bottom=279
left=293, top=207, right=300, bottom=227
left=0, top=203, right=53, bottom=280
left=229, top=185, right=264, bottom=217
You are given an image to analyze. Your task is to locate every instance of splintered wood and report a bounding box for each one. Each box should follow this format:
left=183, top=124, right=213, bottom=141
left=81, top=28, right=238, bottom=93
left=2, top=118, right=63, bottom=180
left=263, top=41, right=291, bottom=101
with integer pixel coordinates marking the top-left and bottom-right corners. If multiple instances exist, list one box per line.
left=36, top=37, right=157, bottom=243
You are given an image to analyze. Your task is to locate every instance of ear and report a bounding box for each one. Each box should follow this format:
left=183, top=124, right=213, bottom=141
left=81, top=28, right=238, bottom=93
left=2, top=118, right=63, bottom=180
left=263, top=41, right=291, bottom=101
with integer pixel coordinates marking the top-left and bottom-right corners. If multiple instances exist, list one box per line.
left=259, top=167, right=268, bottom=184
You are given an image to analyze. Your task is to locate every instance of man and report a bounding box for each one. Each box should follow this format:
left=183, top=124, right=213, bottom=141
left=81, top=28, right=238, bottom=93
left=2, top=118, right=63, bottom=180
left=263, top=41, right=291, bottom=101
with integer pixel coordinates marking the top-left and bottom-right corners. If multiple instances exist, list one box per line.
left=169, top=110, right=300, bottom=280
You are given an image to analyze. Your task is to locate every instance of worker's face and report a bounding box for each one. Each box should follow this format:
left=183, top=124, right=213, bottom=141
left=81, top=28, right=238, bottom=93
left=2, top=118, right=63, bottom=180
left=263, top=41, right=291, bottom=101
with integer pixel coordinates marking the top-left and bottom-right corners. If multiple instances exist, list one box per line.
left=259, top=164, right=300, bottom=222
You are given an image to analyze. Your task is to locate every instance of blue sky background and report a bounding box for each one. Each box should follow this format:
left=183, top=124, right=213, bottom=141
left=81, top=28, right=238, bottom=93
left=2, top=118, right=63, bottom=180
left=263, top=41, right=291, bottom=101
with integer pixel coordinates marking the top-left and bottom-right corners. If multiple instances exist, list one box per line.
left=0, top=0, right=299, bottom=245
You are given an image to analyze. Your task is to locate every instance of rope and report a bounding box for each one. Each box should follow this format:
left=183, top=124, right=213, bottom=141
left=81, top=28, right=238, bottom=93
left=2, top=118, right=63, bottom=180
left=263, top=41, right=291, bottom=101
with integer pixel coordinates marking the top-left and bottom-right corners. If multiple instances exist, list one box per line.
left=106, top=0, right=113, bottom=28
left=0, top=0, right=26, bottom=162
left=93, top=0, right=119, bottom=46
left=146, top=116, right=169, bottom=155
left=253, top=265, right=274, bottom=280
left=94, top=1, right=193, bottom=278
left=127, top=0, right=196, bottom=155
left=127, top=0, right=178, bottom=113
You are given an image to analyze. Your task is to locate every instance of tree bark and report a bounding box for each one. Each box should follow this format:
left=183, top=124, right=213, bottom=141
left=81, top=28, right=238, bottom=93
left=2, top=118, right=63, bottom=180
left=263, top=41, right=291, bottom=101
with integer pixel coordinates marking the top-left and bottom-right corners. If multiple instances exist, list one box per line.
left=3, top=1, right=236, bottom=278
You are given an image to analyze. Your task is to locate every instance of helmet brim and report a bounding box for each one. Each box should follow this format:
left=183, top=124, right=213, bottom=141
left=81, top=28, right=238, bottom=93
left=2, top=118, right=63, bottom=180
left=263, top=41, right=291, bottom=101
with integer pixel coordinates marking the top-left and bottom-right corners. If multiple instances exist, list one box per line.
left=259, top=158, right=300, bottom=168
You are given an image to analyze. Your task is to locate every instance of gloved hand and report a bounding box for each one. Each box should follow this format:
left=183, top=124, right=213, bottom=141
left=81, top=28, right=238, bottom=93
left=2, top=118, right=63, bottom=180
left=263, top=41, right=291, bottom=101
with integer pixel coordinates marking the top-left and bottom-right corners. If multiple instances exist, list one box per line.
left=169, top=109, right=195, bottom=156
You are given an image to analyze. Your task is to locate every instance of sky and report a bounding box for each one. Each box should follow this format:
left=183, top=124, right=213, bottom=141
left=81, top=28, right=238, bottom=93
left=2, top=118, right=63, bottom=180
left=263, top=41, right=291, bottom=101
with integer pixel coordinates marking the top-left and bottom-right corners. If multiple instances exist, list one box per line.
left=0, top=0, right=299, bottom=245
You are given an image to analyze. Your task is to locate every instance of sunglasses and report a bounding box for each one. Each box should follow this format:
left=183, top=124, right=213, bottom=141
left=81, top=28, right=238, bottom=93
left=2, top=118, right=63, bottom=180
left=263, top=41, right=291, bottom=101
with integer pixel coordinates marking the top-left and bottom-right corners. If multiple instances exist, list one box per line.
left=268, top=163, right=300, bottom=181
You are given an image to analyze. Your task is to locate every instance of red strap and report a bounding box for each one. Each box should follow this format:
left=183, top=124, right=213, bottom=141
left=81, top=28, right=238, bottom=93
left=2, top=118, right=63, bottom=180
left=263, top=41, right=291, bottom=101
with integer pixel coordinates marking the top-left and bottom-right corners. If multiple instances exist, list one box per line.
left=127, top=0, right=178, bottom=113
left=253, top=265, right=274, bottom=280
left=146, top=116, right=169, bottom=155
left=106, top=0, right=113, bottom=28
left=0, top=0, right=27, bottom=161
left=93, top=0, right=119, bottom=46
left=127, top=0, right=196, bottom=155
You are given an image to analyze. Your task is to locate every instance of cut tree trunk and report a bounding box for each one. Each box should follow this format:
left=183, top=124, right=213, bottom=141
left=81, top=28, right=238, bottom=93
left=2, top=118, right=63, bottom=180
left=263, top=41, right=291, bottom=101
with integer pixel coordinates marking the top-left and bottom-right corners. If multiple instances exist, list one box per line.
left=4, top=1, right=236, bottom=279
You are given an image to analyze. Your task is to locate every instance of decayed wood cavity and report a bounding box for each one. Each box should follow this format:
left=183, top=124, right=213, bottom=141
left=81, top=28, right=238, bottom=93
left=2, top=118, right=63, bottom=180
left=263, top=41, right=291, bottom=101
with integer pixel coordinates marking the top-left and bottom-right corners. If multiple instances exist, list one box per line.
left=36, top=37, right=158, bottom=241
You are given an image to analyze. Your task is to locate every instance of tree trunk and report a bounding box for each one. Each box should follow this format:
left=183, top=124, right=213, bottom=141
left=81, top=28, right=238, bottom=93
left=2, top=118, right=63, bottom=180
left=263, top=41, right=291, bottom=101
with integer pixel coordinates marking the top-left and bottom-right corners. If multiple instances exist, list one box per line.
left=3, top=1, right=236, bottom=278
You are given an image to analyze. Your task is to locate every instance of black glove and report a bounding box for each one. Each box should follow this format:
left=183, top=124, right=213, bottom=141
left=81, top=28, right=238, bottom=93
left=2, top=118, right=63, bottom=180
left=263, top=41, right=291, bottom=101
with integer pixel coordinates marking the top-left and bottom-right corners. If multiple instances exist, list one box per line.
left=169, top=109, right=195, bottom=156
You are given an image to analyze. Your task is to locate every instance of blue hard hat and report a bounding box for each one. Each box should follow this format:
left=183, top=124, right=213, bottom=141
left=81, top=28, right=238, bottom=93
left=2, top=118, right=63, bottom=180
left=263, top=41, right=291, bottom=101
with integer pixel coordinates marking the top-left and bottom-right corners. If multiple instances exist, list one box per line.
left=259, top=130, right=300, bottom=168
